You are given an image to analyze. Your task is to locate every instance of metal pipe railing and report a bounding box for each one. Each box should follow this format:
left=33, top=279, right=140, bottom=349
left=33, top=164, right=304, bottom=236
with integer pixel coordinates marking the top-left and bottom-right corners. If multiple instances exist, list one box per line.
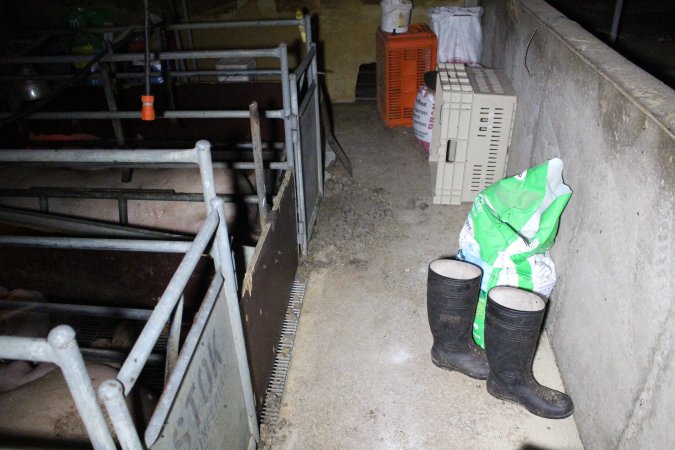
left=0, top=299, right=154, bottom=321
left=0, top=48, right=281, bottom=65
left=0, top=69, right=281, bottom=81
left=116, top=208, right=219, bottom=392
left=0, top=109, right=284, bottom=120
left=99, top=379, right=143, bottom=450
left=278, top=43, right=294, bottom=168
left=1, top=141, right=262, bottom=448
left=144, top=272, right=223, bottom=446
left=0, top=148, right=196, bottom=164
left=168, top=18, right=306, bottom=31
left=1, top=17, right=307, bottom=36
left=0, top=326, right=116, bottom=450
left=211, top=197, right=259, bottom=443
left=0, top=236, right=193, bottom=252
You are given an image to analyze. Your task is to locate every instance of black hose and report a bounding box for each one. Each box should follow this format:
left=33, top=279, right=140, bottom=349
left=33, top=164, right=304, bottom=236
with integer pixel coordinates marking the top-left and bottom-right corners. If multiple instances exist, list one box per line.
left=144, top=0, right=151, bottom=97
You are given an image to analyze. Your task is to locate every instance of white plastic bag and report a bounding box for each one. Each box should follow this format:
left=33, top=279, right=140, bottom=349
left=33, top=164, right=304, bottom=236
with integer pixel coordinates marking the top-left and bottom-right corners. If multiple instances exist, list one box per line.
left=429, top=7, right=484, bottom=65
left=412, top=84, right=435, bottom=154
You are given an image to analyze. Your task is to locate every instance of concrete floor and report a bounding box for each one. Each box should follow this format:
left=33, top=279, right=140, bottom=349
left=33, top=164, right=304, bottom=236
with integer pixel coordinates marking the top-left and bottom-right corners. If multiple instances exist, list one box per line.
left=262, top=101, right=583, bottom=450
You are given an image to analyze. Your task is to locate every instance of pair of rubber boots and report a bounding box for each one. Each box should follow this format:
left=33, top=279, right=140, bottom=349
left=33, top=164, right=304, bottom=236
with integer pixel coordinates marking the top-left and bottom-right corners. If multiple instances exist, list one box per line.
left=427, top=259, right=574, bottom=419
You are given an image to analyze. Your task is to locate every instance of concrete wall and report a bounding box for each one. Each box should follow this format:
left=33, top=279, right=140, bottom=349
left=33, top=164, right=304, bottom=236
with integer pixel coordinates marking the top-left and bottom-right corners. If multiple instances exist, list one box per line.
left=480, top=1, right=674, bottom=448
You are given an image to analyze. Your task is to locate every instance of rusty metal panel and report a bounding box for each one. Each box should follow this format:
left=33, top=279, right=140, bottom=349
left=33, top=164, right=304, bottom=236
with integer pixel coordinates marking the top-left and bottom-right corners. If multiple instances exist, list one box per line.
left=150, top=284, right=253, bottom=450
left=240, top=171, right=298, bottom=416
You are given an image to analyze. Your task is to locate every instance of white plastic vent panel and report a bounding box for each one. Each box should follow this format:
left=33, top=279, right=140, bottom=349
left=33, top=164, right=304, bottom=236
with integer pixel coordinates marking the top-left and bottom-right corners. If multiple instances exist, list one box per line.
left=430, top=64, right=516, bottom=205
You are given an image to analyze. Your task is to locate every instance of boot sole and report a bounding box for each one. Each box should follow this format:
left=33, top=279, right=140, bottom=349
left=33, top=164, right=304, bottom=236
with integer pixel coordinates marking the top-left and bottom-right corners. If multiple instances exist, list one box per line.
left=486, top=380, right=574, bottom=419
left=431, top=354, right=488, bottom=380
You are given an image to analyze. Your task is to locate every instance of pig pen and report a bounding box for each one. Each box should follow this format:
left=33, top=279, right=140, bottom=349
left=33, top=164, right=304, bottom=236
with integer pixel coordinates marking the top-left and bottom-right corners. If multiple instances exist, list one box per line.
left=0, top=142, right=299, bottom=449
left=0, top=16, right=319, bottom=449
left=0, top=15, right=322, bottom=253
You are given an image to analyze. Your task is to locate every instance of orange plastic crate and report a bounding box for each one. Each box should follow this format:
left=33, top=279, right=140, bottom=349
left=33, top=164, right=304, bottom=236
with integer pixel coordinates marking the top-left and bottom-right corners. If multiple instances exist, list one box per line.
left=376, top=23, right=437, bottom=128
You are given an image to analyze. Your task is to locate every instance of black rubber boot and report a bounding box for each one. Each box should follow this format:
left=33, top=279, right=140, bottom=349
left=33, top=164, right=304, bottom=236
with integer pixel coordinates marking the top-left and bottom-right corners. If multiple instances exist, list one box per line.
left=485, top=286, right=574, bottom=419
left=427, top=259, right=489, bottom=380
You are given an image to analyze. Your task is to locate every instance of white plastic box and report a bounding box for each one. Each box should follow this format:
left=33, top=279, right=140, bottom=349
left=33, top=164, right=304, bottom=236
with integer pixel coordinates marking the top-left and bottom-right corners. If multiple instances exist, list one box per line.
left=430, top=63, right=516, bottom=205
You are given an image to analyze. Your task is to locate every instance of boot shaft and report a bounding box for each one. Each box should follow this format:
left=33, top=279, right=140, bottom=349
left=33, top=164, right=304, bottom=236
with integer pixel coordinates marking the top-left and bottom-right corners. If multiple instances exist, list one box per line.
left=426, top=259, right=490, bottom=379
left=485, top=287, right=546, bottom=379
left=427, top=259, right=482, bottom=310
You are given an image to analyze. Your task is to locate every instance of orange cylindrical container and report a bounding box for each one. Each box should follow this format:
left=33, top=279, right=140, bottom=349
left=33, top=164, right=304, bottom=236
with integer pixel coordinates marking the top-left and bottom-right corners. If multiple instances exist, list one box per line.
left=141, top=95, right=155, bottom=121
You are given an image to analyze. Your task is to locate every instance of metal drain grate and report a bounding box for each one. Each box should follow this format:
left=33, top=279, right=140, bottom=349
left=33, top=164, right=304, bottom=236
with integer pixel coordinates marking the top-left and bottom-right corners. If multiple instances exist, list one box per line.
left=56, top=314, right=168, bottom=391
left=260, top=279, right=306, bottom=424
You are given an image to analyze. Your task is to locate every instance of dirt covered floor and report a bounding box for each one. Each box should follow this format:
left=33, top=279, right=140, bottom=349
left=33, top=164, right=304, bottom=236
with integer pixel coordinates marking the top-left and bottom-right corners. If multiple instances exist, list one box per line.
left=261, top=101, right=583, bottom=449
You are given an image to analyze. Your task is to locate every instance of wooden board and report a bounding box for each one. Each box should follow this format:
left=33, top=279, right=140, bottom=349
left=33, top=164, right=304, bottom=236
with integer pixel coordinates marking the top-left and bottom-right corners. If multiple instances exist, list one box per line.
left=240, top=171, right=298, bottom=416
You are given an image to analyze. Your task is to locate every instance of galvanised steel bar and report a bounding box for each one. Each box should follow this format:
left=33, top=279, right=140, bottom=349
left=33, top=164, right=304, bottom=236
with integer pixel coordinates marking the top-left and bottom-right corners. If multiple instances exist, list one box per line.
left=278, top=43, right=294, bottom=168
left=99, top=379, right=143, bottom=450
left=310, top=44, right=324, bottom=199
left=0, top=299, right=154, bottom=321
left=0, top=148, right=197, bottom=164
left=0, top=206, right=187, bottom=239
left=211, top=197, right=259, bottom=443
left=0, top=187, right=260, bottom=204
left=0, top=336, right=55, bottom=362
left=0, top=159, right=289, bottom=171
left=0, top=48, right=280, bottom=65
left=0, top=236, right=192, bottom=252
left=143, top=272, right=223, bottom=446
left=178, top=0, right=197, bottom=72
left=303, top=15, right=313, bottom=52
left=0, top=109, right=284, bottom=120
left=194, top=140, right=218, bottom=215
left=288, top=72, right=307, bottom=254
left=4, top=17, right=307, bottom=36
left=116, top=208, right=219, bottom=393
left=0, top=69, right=281, bottom=81
left=167, top=18, right=305, bottom=31
left=49, top=326, right=117, bottom=450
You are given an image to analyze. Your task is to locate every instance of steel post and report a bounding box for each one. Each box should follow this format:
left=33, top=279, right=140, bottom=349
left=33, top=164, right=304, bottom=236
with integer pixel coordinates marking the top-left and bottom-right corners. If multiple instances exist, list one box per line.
left=278, top=43, right=294, bottom=168
left=212, top=197, right=260, bottom=443
left=99, top=379, right=143, bottom=450
left=116, top=209, right=219, bottom=392
left=49, top=326, right=117, bottom=450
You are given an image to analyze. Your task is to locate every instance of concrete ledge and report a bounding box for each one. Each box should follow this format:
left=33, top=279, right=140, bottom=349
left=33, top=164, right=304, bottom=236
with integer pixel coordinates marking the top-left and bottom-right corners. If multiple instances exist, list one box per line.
left=481, top=1, right=674, bottom=449
left=519, top=0, right=675, bottom=138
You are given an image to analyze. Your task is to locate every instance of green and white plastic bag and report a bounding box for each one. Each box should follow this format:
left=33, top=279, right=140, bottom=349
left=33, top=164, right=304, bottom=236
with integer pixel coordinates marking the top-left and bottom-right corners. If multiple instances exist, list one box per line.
left=457, top=158, right=572, bottom=348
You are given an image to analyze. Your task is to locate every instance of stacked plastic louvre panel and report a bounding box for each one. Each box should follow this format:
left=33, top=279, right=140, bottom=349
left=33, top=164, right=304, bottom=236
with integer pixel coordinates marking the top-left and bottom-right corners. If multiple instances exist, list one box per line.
left=430, top=63, right=517, bottom=205
left=376, top=23, right=437, bottom=127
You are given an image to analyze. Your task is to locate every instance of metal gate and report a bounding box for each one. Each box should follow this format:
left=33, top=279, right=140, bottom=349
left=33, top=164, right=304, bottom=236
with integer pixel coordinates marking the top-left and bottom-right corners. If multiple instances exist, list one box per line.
left=291, top=43, right=323, bottom=254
